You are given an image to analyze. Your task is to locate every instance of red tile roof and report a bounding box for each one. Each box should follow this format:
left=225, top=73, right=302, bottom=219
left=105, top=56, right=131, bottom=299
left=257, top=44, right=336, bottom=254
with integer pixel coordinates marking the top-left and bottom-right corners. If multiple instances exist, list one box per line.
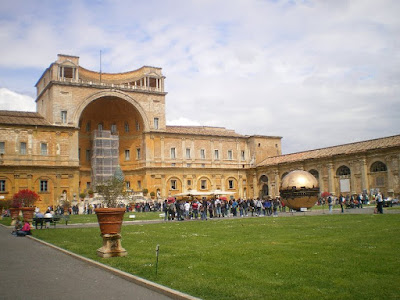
left=165, top=126, right=244, bottom=138
left=258, top=135, right=400, bottom=167
left=0, top=111, right=50, bottom=126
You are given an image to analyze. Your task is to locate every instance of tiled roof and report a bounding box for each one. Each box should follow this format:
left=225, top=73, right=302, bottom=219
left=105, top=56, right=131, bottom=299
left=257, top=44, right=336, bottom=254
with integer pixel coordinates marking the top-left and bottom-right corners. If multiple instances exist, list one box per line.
left=258, top=135, right=400, bottom=167
left=164, top=126, right=244, bottom=138
left=0, top=111, right=51, bottom=126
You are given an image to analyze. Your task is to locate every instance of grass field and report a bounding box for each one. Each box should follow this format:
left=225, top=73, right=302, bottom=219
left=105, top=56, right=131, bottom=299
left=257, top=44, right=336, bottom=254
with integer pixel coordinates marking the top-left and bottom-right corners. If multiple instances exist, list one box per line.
left=0, top=211, right=162, bottom=226
left=32, top=214, right=400, bottom=300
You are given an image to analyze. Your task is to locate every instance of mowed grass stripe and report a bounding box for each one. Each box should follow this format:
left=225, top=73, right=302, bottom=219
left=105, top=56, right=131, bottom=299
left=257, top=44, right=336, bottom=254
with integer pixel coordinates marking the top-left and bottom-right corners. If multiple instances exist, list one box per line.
left=33, top=214, right=400, bottom=300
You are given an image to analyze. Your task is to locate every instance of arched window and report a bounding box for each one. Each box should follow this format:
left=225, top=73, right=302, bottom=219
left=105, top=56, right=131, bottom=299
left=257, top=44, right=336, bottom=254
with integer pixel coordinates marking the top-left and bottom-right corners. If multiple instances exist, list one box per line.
left=309, top=169, right=319, bottom=179
left=336, top=165, right=351, bottom=176
left=259, top=175, right=268, bottom=183
left=370, top=161, right=387, bottom=172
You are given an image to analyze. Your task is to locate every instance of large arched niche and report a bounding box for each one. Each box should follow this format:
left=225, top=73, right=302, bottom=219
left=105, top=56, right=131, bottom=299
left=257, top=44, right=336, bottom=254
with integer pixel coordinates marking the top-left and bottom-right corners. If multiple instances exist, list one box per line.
left=72, top=90, right=149, bottom=131
left=78, top=94, right=147, bottom=189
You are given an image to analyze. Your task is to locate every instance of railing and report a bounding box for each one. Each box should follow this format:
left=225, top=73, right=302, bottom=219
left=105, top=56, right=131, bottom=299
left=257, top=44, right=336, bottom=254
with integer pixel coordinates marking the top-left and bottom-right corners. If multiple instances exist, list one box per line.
left=57, top=77, right=163, bottom=92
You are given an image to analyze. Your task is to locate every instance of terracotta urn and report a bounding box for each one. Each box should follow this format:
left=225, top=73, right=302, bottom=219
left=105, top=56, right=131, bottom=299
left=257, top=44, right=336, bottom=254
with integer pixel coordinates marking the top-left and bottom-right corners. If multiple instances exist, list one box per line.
left=21, top=207, right=35, bottom=229
left=9, top=208, right=21, bottom=226
left=95, top=207, right=127, bottom=258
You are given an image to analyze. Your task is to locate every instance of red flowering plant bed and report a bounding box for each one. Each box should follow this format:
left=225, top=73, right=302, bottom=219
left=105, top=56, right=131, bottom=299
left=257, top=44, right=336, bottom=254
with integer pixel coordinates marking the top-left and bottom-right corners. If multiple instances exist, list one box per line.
left=12, top=189, right=40, bottom=208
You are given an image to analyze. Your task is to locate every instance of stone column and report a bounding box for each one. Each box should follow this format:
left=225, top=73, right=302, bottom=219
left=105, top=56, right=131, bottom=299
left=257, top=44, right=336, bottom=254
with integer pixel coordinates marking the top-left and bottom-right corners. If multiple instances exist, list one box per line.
left=350, top=161, right=356, bottom=195
left=327, top=163, right=335, bottom=195
left=360, top=157, right=369, bottom=193
left=161, top=175, right=166, bottom=198
left=160, top=137, right=165, bottom=167
left=236, top=175, right=241, bottom=198
left=385, top=155, right=393, bottom=193
left=274, top=169, right=280, bottom=196
left=317, top=164, right=324, bottom=193
left=253, top=173, right=258, bottom=199
left=55, top=174, right=61, bottom=206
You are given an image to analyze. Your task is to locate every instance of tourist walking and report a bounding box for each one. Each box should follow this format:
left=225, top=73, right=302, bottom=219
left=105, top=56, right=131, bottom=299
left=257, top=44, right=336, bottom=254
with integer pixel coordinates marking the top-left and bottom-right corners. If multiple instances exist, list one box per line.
left=376, top=192, right=384, bottom=214
left=328, top=195, right=333, bottom=214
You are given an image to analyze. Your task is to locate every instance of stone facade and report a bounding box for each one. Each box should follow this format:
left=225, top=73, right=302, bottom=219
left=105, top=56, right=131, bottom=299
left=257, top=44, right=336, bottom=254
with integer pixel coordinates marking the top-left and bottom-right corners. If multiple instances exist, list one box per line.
left=0, top=54, right=399, bottom=211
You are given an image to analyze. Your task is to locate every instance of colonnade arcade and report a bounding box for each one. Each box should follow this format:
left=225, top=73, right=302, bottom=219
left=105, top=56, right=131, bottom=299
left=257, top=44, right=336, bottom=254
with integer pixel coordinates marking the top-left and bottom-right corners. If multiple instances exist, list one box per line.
left=256, top=157, right=395, bottom=199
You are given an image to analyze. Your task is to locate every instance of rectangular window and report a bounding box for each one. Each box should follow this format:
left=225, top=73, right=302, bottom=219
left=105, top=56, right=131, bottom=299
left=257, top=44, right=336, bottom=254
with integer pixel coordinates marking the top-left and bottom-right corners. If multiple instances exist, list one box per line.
left=201, top=180, right=207, bottom=190
left=40, top=180, right=48, bottom=192
left=186, top=163, right=191, bottom=168
left=111, top=124, right=117, bottom=134
left=126, top=181, right=131, bottom=189
left=201, top=164, right=205, bottom=168
left=228, top=180, right=234, bottom=189
left=136, top=148, right=141, bottom=160
left=98, top=123, right=103, bottom=131
left=41, top=143, right=48, bottom=155
left=186, top=148, right=191, bottom=159
left=154, top=118, right=159, bottom=129
left=200, top=149, right=205, bottom=159
left=187, top=180, right=192, bottom=186
left=125, top=149, right=130, bottom=161
left=0, top=180, right=5, bottom=192
left=227, top=150, right=233, bottom=160
left=241, top=150, right=245, bottom=161
left=20, top=142, right=27, bottom=155
left=136, top=121, right=140, bottom=131
left=86, top=122, right=91, bottom=132
left=0, top=142, right=5, bottom=154
left=214, top=149, right=219, bottom=160
left=86, top=182, right=91, bottom=189
left=86, top=149, right=91, bottom=162
left=170, top=148, right=176, bottom=159
left=137, top=180, right=142, bottom=189
left=171, top=163, right=176, bottom=167
left=171, top=180, right=177, bottom=190
left=61, top=110, right=67, bottom=124
left=124, top=122, right=129, bottom=133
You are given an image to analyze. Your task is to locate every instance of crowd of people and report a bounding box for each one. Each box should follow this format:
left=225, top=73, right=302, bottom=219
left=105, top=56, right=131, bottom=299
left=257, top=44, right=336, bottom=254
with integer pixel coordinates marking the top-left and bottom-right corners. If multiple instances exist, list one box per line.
left=161, top=198, right=284, bottom=221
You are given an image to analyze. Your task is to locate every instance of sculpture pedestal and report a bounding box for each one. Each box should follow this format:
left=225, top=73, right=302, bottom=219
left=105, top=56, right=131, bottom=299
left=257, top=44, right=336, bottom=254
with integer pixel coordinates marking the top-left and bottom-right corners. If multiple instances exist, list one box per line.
left=97, top=233, right=127, bottom=258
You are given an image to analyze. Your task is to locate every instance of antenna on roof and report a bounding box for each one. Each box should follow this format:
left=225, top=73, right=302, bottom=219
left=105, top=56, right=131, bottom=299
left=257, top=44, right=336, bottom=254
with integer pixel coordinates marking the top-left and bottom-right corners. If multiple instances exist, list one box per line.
left=99, top=50, right=102, bottom=84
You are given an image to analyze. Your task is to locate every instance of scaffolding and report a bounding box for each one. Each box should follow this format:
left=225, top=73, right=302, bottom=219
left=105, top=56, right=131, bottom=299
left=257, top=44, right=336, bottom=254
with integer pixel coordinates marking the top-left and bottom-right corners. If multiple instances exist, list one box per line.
left=91, top=130, right=119, bottom=187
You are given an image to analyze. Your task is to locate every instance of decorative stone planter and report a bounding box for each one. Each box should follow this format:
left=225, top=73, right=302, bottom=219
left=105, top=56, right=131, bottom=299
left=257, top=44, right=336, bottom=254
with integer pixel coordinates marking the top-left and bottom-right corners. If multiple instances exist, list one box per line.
left=20, top=207, right=35, bottom=229
left=9, top=208, right=20, bottom=226
left=95, top=207, right=127, bottom=258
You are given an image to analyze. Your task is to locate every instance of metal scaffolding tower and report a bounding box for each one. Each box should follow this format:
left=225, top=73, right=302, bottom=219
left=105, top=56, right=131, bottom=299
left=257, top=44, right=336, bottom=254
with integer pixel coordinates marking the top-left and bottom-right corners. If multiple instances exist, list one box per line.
left=91, top=130, right=119, bottom=187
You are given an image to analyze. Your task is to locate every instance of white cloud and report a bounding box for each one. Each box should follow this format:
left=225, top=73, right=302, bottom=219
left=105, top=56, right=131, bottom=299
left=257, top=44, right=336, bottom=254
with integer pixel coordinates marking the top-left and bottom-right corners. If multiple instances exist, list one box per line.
left=0, top=0, right=399, bottom=154
left=0, top=88, right=36, bottom=111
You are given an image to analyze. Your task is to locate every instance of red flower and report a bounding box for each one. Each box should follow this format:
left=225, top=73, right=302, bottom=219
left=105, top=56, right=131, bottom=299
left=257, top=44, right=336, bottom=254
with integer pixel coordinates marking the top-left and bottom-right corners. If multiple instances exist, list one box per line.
left=12, top=189, right=40, bottom=207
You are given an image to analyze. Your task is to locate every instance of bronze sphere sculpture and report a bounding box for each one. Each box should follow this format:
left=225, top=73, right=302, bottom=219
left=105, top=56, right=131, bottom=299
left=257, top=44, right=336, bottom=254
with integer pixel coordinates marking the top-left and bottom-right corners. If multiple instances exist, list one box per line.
left=280, top=170, right=319, bottom=210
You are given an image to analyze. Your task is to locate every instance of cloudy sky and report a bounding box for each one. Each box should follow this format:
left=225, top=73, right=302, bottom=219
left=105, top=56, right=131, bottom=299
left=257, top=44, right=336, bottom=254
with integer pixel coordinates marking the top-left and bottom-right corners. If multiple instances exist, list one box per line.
left=0, top=0, right=399, bottom=154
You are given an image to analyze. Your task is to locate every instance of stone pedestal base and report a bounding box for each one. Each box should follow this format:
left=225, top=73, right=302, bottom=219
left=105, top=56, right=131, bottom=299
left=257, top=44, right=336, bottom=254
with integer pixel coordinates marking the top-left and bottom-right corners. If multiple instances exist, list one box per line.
left=97, top=233, right=127, bottom=258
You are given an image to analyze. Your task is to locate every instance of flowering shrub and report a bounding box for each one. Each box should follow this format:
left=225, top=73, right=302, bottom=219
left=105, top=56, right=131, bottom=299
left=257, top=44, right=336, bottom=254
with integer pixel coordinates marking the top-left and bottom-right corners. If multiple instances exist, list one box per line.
left=12, top=189, right=40, bottom=207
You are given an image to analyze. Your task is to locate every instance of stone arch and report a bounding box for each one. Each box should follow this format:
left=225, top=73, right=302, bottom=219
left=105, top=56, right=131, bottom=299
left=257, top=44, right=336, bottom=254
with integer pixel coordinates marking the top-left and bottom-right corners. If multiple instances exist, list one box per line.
left=281, top=172, right=289, bottom=180
left=309, top=169, right=319, bottom=179
left=197, top=175, right=212, bottom=191
left=72, top=90, right=150, bottom=131
left=166, top=176, right=182, bottom=192
left=226, top=176, right=238, bottom=190
left=336, top=165, right=351, bottom=176
left=258, top=174, right=269, bottom=198
left=370, top=161, right=387, bottom=172
left=259, top=174, right=269, bottom=183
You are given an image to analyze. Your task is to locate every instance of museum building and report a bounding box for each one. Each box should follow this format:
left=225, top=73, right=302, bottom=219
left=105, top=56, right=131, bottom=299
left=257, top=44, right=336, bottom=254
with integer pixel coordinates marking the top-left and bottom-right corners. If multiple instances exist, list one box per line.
left=0, top=54, right=399, bottom=211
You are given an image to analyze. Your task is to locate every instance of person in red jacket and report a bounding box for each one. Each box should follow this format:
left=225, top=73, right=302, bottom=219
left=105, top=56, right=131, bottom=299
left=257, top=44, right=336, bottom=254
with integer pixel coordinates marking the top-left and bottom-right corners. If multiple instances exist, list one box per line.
left=16, top=221, right=32, bottom=236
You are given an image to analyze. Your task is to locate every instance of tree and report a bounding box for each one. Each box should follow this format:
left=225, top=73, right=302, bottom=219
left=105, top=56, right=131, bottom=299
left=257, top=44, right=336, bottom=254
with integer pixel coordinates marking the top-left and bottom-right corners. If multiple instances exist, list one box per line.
left=12, top=189, right=40, bottom=207
left=95, top=167, right=126, bottom=208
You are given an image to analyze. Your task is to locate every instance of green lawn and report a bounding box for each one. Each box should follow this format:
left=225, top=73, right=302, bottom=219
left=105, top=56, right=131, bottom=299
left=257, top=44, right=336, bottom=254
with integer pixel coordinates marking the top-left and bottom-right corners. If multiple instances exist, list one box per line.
left=0, top=211, right=163, bottom=226
left=33, top=214, right=400, bottom=300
